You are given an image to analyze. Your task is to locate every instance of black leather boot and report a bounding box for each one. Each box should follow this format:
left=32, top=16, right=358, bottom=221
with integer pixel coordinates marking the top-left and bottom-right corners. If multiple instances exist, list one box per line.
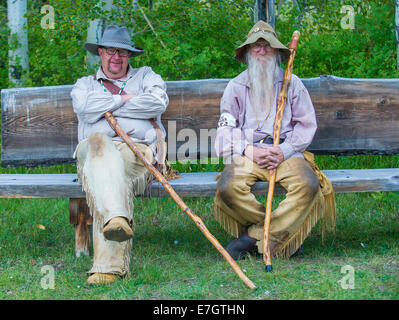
left=291, top=245, right=304, bottom=257
left=225, top=231, right=257, bottom=260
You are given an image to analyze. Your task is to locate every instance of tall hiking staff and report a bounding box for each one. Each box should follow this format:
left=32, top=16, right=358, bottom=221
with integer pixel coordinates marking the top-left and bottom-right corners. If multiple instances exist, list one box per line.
left=104, top=111, right=257, bottom=290
left=263, top=30, right=300, bottom=272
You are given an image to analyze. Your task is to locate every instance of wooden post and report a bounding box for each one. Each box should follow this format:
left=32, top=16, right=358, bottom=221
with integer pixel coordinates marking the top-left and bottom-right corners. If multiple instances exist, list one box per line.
left=254, top=0, right=275, bottom=28
left=69, top=198, right=92, bottom=258
left=7, top=0, right=29, bottom=86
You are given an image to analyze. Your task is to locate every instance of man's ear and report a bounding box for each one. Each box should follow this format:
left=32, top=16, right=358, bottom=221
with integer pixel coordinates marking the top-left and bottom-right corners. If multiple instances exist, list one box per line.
left=98, top=47, right=102, bottom=55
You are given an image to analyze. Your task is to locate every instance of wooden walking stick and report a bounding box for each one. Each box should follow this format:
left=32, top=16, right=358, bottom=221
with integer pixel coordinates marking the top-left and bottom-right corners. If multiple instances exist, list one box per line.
left=104, top=112, right=257, bottom=290
left=263, top=30, right=300, bottom=272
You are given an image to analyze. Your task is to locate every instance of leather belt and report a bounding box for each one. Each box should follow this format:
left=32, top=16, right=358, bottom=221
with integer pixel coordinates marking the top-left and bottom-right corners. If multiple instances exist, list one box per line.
left=259, top=136, right=285, bottom=145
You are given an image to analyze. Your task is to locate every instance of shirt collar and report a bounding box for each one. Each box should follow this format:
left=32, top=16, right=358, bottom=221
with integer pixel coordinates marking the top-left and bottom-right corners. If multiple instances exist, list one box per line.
left=95, top=64, right=135, bottom=82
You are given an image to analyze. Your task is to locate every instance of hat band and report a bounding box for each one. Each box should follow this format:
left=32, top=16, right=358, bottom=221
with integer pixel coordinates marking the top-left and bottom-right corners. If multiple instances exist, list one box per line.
left=101, top=38, right=132, bottom=46
left=248, top=27, right=277, bottom=38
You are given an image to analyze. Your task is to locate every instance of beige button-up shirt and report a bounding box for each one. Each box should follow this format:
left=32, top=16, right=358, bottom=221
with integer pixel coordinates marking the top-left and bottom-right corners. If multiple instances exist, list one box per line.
left=71, top=65, right=169, bottom=158
left=215, top=67, right=317, bottom=161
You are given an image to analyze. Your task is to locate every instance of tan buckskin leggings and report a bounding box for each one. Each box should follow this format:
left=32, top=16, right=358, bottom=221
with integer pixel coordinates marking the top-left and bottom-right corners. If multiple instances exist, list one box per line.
left=213, top=155, right=326, bottom=258
left=76, top=133, right=154, bottom=276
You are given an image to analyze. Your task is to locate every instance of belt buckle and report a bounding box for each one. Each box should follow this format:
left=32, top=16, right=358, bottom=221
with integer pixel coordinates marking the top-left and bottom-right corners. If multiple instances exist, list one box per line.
left=260, top=136, right=273, bottom=145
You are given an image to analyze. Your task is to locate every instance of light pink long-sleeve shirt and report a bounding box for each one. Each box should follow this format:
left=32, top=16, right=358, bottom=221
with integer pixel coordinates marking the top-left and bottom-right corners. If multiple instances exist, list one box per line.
left=215, top=67, right=317, bottom=161
left=71, top=65, right=169, bottom=158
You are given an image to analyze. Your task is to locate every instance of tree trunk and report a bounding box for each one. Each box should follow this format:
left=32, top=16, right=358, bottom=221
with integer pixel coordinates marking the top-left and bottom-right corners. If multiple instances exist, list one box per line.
left=86, top=0, right=114, bottom=71
left=7, top=0, right=29, bottom=87
left=254, top=0, right=275, bottom=29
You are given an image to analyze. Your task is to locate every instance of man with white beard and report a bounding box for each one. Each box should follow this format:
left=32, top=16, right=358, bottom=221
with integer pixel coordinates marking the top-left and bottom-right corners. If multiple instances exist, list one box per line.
left=213, top=21, right=335, bottom=260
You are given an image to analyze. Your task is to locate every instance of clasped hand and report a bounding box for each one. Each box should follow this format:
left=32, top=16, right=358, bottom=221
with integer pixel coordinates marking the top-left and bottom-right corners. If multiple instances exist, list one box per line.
left=244, top=144, right=284, bottom=171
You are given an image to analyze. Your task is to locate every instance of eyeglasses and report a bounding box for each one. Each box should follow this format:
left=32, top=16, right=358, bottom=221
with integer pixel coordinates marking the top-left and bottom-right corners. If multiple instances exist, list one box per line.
left=250, top=42, right=272, bottom=52
left=102, top=47, right=131, bottom=57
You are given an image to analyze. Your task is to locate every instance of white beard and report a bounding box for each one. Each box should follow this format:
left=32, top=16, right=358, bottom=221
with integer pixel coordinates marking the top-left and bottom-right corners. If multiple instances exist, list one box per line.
left=247, top=52, right=278, bottom=117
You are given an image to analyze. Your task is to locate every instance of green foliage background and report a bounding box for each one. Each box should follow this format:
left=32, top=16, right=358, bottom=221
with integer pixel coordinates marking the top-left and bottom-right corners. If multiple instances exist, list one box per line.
left=0, top=1, right=398, bottom=300
left=0, top=0, right=398, bottom=90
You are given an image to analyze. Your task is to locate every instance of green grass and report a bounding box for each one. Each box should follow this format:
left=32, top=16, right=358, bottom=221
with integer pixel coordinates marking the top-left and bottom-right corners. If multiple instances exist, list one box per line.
left=0, top=155, right=398, bottom=299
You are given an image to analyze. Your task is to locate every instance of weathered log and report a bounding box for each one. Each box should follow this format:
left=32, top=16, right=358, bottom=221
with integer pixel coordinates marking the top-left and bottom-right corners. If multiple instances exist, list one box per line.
left=1, top=169, right=399, bottom=199
left=2, top=76, right=399, bottom=167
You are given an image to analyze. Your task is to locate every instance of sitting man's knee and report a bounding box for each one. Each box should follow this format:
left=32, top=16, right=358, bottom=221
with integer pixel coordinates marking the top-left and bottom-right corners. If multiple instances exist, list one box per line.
left=217, top=169, right=247, bottom=205
left=88, top=133, right=111, bottom=157
left=218, top=171, right=234, bottom=199
left=88, top=132, right=109, bottom=144
left=287, top=158, right=320, bottom=196
left=301, top=171, right=320, bottom=196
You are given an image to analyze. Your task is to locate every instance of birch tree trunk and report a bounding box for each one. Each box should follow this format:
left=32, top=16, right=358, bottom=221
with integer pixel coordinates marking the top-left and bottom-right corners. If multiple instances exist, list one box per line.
left=395, top=0, right=399, bottom=70
left=86, top=0, right=114, bottom=71
left=7, top=0, right=28, bottom=87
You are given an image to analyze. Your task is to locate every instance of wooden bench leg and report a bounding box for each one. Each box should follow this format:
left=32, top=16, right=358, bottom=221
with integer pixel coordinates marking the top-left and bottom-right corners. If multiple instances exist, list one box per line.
left=69, top=198, right=92, bottom=258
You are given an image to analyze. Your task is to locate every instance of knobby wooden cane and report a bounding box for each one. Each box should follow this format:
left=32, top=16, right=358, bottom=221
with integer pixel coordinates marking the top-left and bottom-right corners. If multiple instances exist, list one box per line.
left=104, top=112, right=257, bottom=290
left=263, top=31, right=300, bottom=272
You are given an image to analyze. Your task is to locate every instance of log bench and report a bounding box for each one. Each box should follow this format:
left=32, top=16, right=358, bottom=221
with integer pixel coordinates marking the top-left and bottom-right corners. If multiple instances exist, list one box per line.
left=2, top=76, right=399, bottom=256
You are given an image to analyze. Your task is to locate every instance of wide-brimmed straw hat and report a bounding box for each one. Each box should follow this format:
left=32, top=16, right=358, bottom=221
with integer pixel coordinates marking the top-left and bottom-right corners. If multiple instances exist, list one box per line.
left=235, top=20, right=290, bottom=64
left=84, top=25, right=145, bottom=57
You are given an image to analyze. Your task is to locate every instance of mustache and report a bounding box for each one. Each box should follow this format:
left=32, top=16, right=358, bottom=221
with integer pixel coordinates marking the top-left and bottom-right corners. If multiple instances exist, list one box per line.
left=247, top=53, right=277, bottom=82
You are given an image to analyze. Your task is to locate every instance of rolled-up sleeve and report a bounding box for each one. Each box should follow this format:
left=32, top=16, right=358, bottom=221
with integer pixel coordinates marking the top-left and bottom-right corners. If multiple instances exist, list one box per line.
left=71, top=77, right=123, bottom=124
left=215, top=82, right=248, bottom=159
left=278, top=76, right=317, bottom=159
left=112, top=67, right=168, bottom=119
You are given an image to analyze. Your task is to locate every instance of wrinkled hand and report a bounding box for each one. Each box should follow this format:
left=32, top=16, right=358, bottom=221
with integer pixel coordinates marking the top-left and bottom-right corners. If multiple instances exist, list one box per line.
left=244, top=145, right=284, bottom=170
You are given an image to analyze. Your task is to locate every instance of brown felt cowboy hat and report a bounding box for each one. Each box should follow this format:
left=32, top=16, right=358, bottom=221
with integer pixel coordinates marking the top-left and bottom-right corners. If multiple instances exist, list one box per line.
left=84, top=25, right=145, bottom=57
left=235, top=21, right=291, bottom=64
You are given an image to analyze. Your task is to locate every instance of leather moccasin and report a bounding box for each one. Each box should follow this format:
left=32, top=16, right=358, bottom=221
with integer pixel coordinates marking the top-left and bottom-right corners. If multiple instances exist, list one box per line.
left=87, top=273, right=119, bottom=285
left=226, top=233, right=257, bottom=260
left=103, top=217, right=133, bottom=242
